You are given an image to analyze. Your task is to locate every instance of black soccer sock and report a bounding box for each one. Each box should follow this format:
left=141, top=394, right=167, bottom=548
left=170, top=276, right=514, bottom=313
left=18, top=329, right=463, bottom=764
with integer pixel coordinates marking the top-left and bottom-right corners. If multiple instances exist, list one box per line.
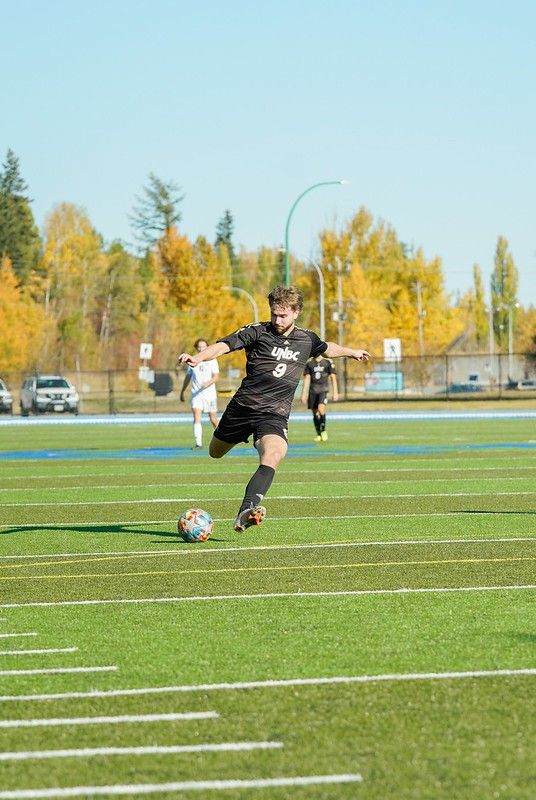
left=239, top=465, right=275, bottom=513
left=313, top=412, right=321, bottom=434
left=319, top=414, right=326, bottom=432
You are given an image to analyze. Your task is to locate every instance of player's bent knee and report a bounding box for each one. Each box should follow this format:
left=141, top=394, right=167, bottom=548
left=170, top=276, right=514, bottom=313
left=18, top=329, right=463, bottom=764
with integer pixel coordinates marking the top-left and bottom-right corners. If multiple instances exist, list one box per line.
left=209, top=437, right=235, bottom=459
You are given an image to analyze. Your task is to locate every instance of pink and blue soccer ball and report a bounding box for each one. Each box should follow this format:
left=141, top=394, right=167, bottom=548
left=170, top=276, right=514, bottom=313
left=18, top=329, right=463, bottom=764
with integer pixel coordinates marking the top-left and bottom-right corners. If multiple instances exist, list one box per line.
left=178, top=508, right=214, bottom=542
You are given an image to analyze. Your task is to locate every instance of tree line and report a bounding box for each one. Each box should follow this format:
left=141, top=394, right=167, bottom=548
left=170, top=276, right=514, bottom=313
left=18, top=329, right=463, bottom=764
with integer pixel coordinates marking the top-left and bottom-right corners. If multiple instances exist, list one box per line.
left=0, top=148, right=534, bottom=373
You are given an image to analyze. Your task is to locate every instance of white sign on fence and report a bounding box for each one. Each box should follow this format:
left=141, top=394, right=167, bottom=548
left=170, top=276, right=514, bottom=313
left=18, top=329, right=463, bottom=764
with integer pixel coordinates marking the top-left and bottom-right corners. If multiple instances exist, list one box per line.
left=383, top=338, right=402, bottom=362
left=139, top=342, right=153, bottom=360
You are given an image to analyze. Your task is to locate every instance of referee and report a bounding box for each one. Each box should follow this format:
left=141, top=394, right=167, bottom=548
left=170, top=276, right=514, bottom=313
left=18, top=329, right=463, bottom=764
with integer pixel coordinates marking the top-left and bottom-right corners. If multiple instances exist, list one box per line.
left=177, top=285, right=370, bottom=533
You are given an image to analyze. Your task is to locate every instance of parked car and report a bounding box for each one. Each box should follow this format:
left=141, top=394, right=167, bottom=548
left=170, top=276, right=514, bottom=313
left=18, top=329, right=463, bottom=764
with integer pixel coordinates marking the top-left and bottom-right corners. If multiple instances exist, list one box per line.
left=20, top=375, right=80, bottom=416
left=445, top=383, right=483, bottom=394
left=0, top=378, right=13, bottom=414
left=516, top=379, right=536, bottom=391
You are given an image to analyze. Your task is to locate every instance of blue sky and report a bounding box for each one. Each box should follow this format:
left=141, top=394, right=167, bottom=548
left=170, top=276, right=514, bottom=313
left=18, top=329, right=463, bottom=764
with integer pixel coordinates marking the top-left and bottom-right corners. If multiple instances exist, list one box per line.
left=2, top=0, right=535, bottom=303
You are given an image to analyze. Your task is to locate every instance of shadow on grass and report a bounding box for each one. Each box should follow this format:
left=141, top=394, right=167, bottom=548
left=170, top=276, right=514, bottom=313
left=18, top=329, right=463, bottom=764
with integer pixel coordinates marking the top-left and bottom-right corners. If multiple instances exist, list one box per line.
left=0, top=523, right=183, bottom=539
left=461, top=510, right=536, bottom=515
left=0, top=523, right=228, bottom=543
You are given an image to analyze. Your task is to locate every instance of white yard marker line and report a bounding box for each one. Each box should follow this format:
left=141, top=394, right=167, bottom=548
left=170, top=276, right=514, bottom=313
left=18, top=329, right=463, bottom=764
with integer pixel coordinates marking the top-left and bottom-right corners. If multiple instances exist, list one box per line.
left=1, top=464, right=534, bottom=483
left=2, top=475, right=534, bottom=493
left=0, top=509, right=530, bottom=531
left=2, top=584, right=535, bottom=610
left=1, top=490, right=534, bottom=507
left=2, top=454, right=533, bottom=480
left=0, top=648, right=76, bottom=657
left=1, top=668, right=534, bottom=703
left=0, top=773, right=363, bottom=798
left=6, top=534, right=528, bottom=562
left=0, top=666, right=116, bottom=676
left=0, top=711, right=218, bottom=729
left=0, top=741, right=283, bottom=762
left=1, top=537, right=534, bottom=569
left=0, top=633, right=38, bottom=639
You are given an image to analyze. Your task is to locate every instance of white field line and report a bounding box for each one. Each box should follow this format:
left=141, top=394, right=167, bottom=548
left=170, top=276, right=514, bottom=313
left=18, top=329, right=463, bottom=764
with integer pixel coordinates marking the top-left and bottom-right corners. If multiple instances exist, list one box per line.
left=1, top=464, right=535, bottom=483
left=1, top=668, right=534, bottom=703
left=1, top=455, right=535, bottom=475
left=2, top=584, right=535, bottom=610
left=0, top=666, right=116, bottom=676
left=0, top=509, right=532, bottom=531
left=0, top=536, right=533, bottom=566
left=0, top=633, right=38, bottom=639
left=2, top=475, right=534, bottom=494
left=0, top=741, right=283, bottom=762
left=0, top=648, right=76, bottom=656
left=0, top=711, right=218, bottom=729
left=0, top=773, right=363, bottom=799
left=1, top=490, right=534, bottom=508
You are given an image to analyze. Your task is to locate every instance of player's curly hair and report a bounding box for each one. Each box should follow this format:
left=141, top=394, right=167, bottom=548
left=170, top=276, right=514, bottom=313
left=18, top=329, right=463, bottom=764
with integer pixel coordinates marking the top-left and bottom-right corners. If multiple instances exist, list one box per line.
left=268, top=285, right=304, bottom=313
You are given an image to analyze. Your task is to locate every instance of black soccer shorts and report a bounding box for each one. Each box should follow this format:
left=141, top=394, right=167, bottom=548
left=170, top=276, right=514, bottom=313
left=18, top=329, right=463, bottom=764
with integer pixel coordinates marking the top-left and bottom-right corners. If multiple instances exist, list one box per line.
left=307, top=390, right=328, bottom=410
left=213, top=398, right=288, bottom=445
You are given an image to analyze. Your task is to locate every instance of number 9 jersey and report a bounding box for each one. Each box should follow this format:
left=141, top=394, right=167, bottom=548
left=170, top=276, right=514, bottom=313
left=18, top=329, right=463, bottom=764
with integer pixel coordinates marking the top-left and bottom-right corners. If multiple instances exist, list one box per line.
left=218, top=322, right=327, bottom=418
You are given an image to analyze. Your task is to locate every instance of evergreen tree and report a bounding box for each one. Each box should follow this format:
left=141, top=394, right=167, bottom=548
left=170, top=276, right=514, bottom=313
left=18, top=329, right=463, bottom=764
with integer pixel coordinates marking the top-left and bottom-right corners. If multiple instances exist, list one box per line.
left=130, top=173, right=184, bottom=250
left=0, top=149, right=41, bottom=283
left=215, top=210, right=235, bottom=260
left=490, top=236, right=518, bottom=351
left=215, top=209, right=241, bottom=283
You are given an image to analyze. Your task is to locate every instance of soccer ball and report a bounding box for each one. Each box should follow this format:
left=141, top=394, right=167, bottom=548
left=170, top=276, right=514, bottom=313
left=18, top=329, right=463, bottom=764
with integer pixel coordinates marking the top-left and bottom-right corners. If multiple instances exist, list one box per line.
left=178, top=508, right=214, bottom=542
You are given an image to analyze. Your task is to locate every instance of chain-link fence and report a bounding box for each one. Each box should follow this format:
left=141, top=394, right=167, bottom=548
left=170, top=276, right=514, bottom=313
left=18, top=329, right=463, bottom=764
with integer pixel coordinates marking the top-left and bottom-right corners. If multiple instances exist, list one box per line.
left=1, top=352, right=535, bottom=416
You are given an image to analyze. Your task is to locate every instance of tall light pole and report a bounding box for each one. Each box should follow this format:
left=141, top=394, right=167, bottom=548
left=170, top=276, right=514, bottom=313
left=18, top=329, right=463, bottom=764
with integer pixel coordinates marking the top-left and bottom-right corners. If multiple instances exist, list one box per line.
left=326, top=256, right=349, bottom=345
left=505, top=302, right=520, bottom=378
left=224, top=286, right=259, bottom=323
left=307, top=259, right=326, bottom=340
left=415, top=280, right=426, bottom=357
left=284, top=180, right=347, bottom=287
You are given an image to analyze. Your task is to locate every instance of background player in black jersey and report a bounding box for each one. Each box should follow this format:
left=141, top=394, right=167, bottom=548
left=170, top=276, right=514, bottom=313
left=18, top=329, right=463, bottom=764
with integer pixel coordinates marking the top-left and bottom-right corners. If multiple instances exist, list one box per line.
left=177, top=285, right=370, bottom=533
left=301, top=354, right=338, bottom=442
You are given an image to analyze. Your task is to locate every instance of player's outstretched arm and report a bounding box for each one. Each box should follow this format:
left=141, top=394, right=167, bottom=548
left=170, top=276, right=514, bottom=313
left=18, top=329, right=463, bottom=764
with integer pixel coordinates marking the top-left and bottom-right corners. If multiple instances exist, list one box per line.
left=177, top=341, right=231, bottom=368
left=301, top=374, right=311, bottom=404
left=330, top=373, right=339, bottom=402
left=324, top=342, right=371, bottom=362
left=179, top=371, right=191, bottom=402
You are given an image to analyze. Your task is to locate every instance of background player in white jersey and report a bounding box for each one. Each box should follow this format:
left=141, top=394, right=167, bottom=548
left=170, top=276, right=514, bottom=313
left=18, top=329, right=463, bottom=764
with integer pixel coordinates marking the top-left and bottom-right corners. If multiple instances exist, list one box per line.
left=301, top=354, right=338, bottom=442
left=179, top=339, right=219, bottom=449
left=177, top=285, right=370, bottom=531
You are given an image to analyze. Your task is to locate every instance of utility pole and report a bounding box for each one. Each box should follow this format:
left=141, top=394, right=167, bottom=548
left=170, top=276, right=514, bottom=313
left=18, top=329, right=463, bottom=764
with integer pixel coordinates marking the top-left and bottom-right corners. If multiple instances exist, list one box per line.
left=336, top=257, right=345, bottom=345
left=416, top=280, right=424, bottom=357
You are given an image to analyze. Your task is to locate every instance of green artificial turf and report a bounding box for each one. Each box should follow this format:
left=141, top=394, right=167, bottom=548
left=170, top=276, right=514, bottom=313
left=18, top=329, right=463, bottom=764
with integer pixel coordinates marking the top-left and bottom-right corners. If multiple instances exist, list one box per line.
left=0, top=416, right=535, bottom=798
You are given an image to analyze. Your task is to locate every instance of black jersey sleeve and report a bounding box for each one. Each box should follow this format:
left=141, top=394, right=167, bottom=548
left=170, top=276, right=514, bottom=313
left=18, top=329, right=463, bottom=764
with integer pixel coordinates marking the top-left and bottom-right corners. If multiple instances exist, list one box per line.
left=218, top=323, right=263, bottom=353
left=327, top=359, right=337, bottom=375
left=303, top=361, right=314, bottom=377
left=306, top=331, right=328, bottom=358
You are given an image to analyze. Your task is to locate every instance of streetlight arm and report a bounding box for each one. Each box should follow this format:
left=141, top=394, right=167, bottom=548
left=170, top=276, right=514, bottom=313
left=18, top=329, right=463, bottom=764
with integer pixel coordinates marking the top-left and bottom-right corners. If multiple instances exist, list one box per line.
left=224, top=286, right=259, bottom=323
left=284, top=180, right=347, bottom=287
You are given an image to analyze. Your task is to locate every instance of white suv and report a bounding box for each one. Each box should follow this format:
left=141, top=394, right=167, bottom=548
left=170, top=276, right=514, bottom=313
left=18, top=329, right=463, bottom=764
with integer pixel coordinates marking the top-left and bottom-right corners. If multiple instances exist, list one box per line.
left=0, top=378, right=13, bottom=414
left=20, top=375, right=80, bottom=416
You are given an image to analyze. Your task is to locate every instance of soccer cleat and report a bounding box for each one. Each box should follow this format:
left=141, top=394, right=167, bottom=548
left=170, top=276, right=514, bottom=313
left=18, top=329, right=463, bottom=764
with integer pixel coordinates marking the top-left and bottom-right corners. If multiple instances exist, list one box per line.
left=191, top=444, right=203, bottom=450
left=233, top=504, right=267, bottom=532
left=315, top=435, right=322, bottom=442
left=320, top=431, right=328, bottom=442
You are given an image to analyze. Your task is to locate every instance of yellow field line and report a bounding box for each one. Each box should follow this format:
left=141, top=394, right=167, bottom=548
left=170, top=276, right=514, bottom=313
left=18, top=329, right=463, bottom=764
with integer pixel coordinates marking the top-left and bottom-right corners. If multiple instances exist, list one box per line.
left=0, top=556, right=534, bottom=582
left=2, top=539, right=534, bottom=572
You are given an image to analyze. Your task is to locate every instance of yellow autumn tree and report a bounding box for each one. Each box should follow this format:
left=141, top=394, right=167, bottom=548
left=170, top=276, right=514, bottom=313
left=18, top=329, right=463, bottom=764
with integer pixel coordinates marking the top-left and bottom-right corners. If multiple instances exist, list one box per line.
left=41, top=203, right=107, bottom=369
left=319, top=208, right=463, bottom=355
left=0, top=257, right=51, bottom=371
left=153, top=228, right=246, bottom=366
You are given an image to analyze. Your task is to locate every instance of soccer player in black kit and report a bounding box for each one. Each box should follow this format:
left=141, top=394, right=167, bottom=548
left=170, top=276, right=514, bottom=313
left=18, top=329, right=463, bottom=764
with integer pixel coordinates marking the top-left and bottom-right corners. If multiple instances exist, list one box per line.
left=177, top=285, right=370, bottom=532
left=301, top=354, right=338, bottom=442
